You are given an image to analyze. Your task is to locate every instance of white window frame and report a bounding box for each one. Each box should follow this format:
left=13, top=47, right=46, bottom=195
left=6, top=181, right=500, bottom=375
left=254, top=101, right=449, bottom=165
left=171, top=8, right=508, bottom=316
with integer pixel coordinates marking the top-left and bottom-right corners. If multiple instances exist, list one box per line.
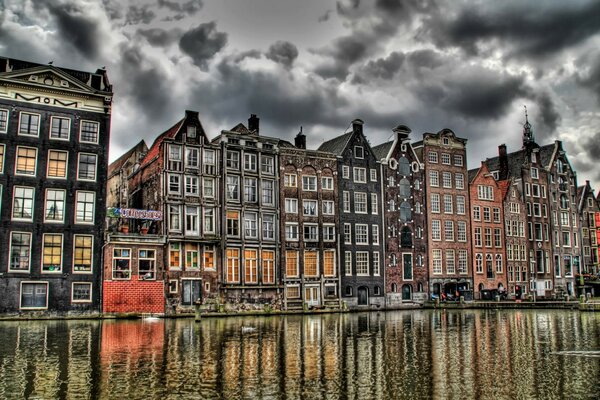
left=18, top=112, right=40, bottom=137
left=77, top=153, right=97, bottom=181
left=75, top=191, right=96, bottom=224
left=71, top=282, right=93, bottom=303
left=79, top=120, right=99, bottom=144
left=50, top=116, right=71, bottom=140
left=15, top=146, right=38, bottom=177
left=9, top=231, right=32, bottom=273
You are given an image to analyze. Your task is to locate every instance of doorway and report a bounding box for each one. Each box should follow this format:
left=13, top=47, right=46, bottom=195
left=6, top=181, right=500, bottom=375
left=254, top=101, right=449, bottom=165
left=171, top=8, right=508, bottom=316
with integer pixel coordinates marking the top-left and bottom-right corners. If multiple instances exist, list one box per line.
left=357, top=286, right=368, bottom=305
left=181, top=279, right=202, bottom=305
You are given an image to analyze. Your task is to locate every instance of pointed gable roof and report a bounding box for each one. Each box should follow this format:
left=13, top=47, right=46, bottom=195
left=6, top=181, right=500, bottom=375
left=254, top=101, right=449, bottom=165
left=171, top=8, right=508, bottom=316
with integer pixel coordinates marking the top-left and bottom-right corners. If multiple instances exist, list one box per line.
left=140, top=118, right=185, bottom=168
left=372, top=141, right=393, bottom=160
left=317, top=132, right=353, bottom=155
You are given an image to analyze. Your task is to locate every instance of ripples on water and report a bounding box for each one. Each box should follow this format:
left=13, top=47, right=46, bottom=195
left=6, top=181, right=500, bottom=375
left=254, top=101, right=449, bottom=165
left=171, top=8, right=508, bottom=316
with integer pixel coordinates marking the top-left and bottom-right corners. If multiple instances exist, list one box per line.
left=0, top=310, right=598, bottom=399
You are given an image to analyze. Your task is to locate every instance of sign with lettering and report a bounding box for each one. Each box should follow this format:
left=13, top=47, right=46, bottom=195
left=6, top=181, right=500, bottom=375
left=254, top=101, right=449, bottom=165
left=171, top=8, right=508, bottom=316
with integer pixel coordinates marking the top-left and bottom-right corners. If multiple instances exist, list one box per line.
left=107, top=207, right=163, bottom=220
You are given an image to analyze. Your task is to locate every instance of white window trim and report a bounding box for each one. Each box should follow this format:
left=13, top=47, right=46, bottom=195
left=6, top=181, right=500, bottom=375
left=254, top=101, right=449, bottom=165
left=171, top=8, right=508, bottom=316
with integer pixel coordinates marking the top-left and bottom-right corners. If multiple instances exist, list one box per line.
left=15, top=146, right=38, bottom=177
left=73, top=235, right=94, bottom=274
left=0, top=108, right=8, bottom=134
left=11, top=186, right=35, bottom=222
left=46, top=149, right=69, bottom=180
left=20, top=281, right=49, bottom=310
left=49, top=116, right=71, bottom=141
left=71, top=282, right=93, bottom=303
left=18, top=112, right=41, bottom=137
left=41, top=233, right=64, bottom=274
left=75, top=190, right=96, bottom=225
left=79, top=120, right=100, bottom=144
left=9, top=231, right=32, bottom=273
left=77, top=152, right=98, bottom=182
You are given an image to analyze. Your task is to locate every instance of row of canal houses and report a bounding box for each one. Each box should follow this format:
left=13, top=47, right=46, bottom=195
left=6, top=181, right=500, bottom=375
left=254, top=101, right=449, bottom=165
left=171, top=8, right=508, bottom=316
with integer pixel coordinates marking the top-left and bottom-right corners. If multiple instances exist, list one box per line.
left=1, top=57, right=599, bottom=316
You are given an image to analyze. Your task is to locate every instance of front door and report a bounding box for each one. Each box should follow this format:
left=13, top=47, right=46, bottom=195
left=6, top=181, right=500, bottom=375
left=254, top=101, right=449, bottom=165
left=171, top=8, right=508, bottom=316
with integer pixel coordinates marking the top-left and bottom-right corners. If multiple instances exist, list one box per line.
left=182, top=280, right=202, bottom=305
left=304, top=286, right=320, bottom=307
left=402, top=284, right=412, bottom=301
left=357, top=286, right=368, bottom=305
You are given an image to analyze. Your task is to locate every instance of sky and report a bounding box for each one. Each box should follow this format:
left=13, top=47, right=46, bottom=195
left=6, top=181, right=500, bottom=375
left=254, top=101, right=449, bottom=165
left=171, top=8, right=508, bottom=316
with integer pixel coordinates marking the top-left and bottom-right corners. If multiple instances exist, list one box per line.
left=2, top=0, right=600, bottom=188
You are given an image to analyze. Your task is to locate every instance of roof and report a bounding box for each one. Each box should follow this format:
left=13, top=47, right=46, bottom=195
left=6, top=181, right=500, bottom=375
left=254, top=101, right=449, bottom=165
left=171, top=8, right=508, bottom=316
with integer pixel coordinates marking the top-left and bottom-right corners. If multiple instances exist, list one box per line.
left=468, top=167, right=479, bottom=184
left=372, top=141, right=393, bottom=160
left=498, top=180, right=511, bottom=199
left=108, top=140, right=147, bottom=177
left=140, top=118, right=185, bottom=168
left=484, top=143, right=554, bottom=179
left=317, top=132, right=353, bottom=155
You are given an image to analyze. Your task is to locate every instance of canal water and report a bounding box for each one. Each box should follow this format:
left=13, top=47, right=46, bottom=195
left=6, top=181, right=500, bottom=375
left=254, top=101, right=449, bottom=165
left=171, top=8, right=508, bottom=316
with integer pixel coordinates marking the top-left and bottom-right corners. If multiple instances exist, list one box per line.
left=0, top=310, right=598, bottom=399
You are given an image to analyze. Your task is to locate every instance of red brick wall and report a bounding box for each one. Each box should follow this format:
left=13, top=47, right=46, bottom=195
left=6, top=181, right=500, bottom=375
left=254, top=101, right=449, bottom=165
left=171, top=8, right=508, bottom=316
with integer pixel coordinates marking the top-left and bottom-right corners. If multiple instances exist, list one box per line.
left=103, top=276, right=165, bottom=314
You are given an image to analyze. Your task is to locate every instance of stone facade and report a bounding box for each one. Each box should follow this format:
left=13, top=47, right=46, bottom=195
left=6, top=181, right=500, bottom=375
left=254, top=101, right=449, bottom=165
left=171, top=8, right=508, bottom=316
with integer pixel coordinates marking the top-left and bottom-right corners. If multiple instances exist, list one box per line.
left=0, top=57, right=111, bottom=315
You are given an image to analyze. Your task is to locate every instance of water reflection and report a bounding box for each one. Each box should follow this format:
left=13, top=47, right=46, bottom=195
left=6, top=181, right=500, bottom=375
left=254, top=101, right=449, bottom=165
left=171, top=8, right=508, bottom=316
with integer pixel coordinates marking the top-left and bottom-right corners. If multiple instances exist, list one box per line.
left=0, top=311, right=598, bottom=399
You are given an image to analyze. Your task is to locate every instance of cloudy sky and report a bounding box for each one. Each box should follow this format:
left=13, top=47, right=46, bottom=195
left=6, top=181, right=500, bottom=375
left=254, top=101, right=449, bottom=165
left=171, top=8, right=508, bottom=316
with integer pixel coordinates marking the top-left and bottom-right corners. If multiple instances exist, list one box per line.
left=2, top=0, right=600, bottom=187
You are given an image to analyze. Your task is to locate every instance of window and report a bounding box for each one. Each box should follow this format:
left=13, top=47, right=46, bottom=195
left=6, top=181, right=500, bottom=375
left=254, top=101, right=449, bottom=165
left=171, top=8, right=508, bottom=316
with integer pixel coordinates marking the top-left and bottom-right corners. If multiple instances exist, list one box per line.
left=262, top=179, right=274, bottom=205
left=50, top=116, right=70, bottom=140
left=444, top=194, right=453, bottom=214
left=75, top=191, right=95, bottom=224
left=285, top=223, right=299, bottom=241
left=323, top=200, right=335, bottom=215
left=432, top=249, right=442, bottom=274
left=344, top=223, right=351, bottom=244
left=72, top=283, right=92, bottom=303
left=226, top=175, right=240, bottom=201
left=493, top=207, right=501, bottom=223
left=428, top=151, right=438, bottom=163
left=284, top=174, right=297, bottom=187
left=226, top=248, right=240, bottom=282
left=0, top=109, right=7, bottom=133
left=441, top=172, right=452, bottom=188
left=429, top=171, right=439, bottom=187
left=532, top=184, right=540, bottom=198
left=226, top=210, right=240, bottom=236
left=458, top=221, right=467, bottom=242
left=285, top=198, right=298, bottom=214
left=185, top=176, right=199, bottom=196
left=226, top=150, right=239, bottom=169
left=372, top=224, right=379, bottom=245
left=323, top=224, right=336, bottom=241
left=16, top=146, right=37, bottom=176
left=345, top=252, right=352, bottom=275
left=531, top=167, right=539, bottom=179
left=445, top=221, right=454, bottom=241
left=458, top=250, right=467, bottom=274
left=21, top=282, right=48, bottom=309
left=455, top=173, right=464, bottom=189
left=356, top=252, right=369, bottom=275
left=203, top=177, right=214, bottom=198
left=446, top=249, right=455, bottom=274
left=286, top=250, right=299, bottom=277
left=494, top=228, right=502, bottom=247
left=168, top=205, right=181, bottom=231
left=304, top=252, right=318, bottom=277
left=354, top=146, right=364, bottom=159
left=353, top=167, right=366, bottom=183
left=483, top=207, right=491, bottom=222
left=168, top=145, right=182, bottom=171
left=168, top=174, right=181, bottom=194
left=80, top=121, right=99, bottom=143
left=304, top=224, right=318, bottom=241
left=478, top=185, right=493, bottom=200
left=356, top=224, right=368, bottom=244
left=485, top=228, right=492, bottom=247
left=476, top=254, right=483, bottom=273
left=343, top=191, right=351, bottom=212
left=562, top=231, right=571, bottom=247
left=454, top=155, right=463, bottom=166
left=77, top=153, right=97, bottom=181
left=456, top=196, right=465, bottom=215
left=303, top=200, right=318, bottom=216
left=244, top=249, right=258, bottom=283
left=9, top=232, right=32, bottom=272
left=431, top=194, right=440, bottom=213
left=399, top=157, right=410, bottom=176
left=112, top=248, right=131, bottom=279
left=400, top=201, right=411, bottom=222
left=0, top=144, right=4, bottom=173
left=244, top=177, right=257, bottom=202
left=302, top=175, right=317, bottom=191
left=184, top=206, right=199, bottom=235
left=474, top=227, right=482, bottom=247
left=186, top=147, right=199, bottom=168
left=473, top=206, right=481, bottom=221
left=202, top=246, right=216, bottom=271
left=324, top=250, right=335, bottom=277
left=261, top=156, right=274, bottom=174
left=322, top=176, right=334, bottom=190
left=355, top=192, right=367, bottom=213
left=19, top=112, right=40, bottom=136
left=401, top=227, right=412, bottom=247
left=244, top=153, right=257, bottom=171
left=169, top=243, right=181, bottom=270
left=72, top=235, right=93, bottom=273
left=441, top=153, right=451, bottom=165
left=287, top=285, right=300, bottom=298
left=495, top=254, right=503, bottom=273
left=45, top=189, right=65, bottom=222
left=370, top=169, right=377, bottom=182
left=12, top=186, right=34, bottom=221
left=373, top=252, right=380, bottom=276
left=399, top=178, right=411, bottom=198
left=136, top=249, right=156, bottom=279
left=262, top=250, right=275, bottom=283
left=244, top=212, right=258, bottom=238
left=432, top=220, right=441, bottom=241
left=342, top=165, right=350, bottom=179
left=262, top=214, right=275, bottom=240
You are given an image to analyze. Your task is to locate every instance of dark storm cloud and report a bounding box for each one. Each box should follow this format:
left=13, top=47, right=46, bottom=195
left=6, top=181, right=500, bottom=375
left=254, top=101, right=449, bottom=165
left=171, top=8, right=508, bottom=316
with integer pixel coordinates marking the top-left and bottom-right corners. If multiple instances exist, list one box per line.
left=313, top=33, right=374, bottom=79
left=266, top=41, right=299, bottom=68
left=532, top=92, right=561, bottom=137
left=353, top=51, right=405, bottom=81
left=318, top=10, right=332, bottom=23
left=125, top=5, right=156, bottom=25
left=42, top=0, right=101, bottom=60
left=158, top=0, right=203, bottom=13
left=137, top=28, right=181, bottom=47
left=101, top=0, right=123, bottom=20
left=179, top=22, right=227, bottom=69
left=572, top=132, right=600, bottom=182
left=576, top=56, right=600, bottom=104
left=423, top=1, right=600, bottom=58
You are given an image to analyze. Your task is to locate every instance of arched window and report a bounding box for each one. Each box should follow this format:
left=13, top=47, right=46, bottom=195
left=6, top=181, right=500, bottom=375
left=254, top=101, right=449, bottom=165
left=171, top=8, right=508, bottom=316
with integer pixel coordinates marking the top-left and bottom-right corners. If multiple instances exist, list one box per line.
left=415, top=202, right=421, bottom=214
left=417, top=254, right=423, bottom=266
left=414, top=179, right=420, bottom=190
left=416, top=226, right=422, bottom=238
left=399, top=178, right=411, bottom=198
left=401, top=226, right=412, bottom=247
left=390, top=254, right=397, bottom=266
left=400, top=201, right=412, bottom=222
left=495, top=254, right=503, bottom=273
left=389, top=199, right=396, bottom=211
left=486, top=254, right=493, bottom=278
left=399, top=157, right=410, bottom=176
left=476, top=254, right=483, bottom=273
left=388, top=176, right=395, bottom=187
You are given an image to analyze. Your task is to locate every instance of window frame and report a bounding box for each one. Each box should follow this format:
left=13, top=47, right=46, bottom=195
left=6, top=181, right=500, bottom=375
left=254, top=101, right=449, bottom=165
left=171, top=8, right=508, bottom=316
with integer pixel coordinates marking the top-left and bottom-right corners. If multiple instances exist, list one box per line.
left=77, top=152, right=98, bottom=181
left=71, top=282, right=93, bottom=303
left=79, top=120, right=100, bottom=144
left=49, top=116, right=71, bottom=141
left=18, top=112, right=40, bottom=137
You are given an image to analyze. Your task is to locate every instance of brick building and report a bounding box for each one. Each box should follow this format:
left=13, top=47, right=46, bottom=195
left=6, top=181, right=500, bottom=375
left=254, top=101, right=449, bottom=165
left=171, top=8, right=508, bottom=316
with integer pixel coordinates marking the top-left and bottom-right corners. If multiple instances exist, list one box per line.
left=0, top=57, right=111, bottom=315
left=128, top=110, right=220, bottom=314
left=373, top=125, right=428, bottom=304
left=577, top=181, right=599, bottom=296
left=503, top=178, right=530, bottom=299
left=318, top=119, right=384, bottom=308
left=469, top=162, right=507, bottom=299
left=280, top=129, right=341, bottom=310
left=106, top=140, right=147, bottom=208
left=415, top=129, right=472, bottom=300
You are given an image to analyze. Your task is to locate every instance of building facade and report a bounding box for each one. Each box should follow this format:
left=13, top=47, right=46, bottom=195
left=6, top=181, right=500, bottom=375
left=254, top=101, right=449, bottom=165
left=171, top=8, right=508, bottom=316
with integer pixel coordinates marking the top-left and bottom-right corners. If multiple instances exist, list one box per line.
left=417, top=129, right=472, bottom=300
left=280, top=130, right=341, bottom=310
left=503, top=178, right=530, bottom=299
left=373, top=125, right=428, bottom=305
left=106, top=140, right=147, bottom=209
left=0, top=57, right=112, bottom=314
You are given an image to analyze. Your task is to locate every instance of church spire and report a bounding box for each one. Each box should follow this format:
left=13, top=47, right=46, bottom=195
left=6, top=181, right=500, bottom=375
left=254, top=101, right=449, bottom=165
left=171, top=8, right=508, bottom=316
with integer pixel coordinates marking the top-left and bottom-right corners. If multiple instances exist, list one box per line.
left=523, top=105, right=534, bottom=146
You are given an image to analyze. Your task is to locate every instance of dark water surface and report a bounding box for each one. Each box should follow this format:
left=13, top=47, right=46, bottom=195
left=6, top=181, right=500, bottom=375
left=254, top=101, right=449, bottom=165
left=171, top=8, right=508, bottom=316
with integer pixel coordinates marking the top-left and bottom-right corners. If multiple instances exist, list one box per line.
left=0, top=310, right=599, bottom=399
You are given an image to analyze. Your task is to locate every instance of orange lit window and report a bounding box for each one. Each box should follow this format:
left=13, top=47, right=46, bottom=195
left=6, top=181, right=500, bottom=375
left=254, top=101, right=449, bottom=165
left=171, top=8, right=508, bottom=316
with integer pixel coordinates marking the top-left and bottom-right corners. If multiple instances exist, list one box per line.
left=262, top=250, right=275, bottom=284
left=244, top=249, right=257, bottom=283
left=286, top=251, right=298, bottom=277
left=226, top=248, right=240, bottom=282
left=304, top=252, right=318, bottom=277
left=324, top=250, right=335, bottom=277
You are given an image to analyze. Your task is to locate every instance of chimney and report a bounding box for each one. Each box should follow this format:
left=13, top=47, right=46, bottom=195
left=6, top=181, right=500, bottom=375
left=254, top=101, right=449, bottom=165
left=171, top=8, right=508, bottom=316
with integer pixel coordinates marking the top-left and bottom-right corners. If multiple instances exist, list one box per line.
left=295, top=126, right=306, bottom=149
left=248, top=114, right=259, bottom=135
left=392, top=124, right=411, bottom=141
left=352, top=118, right=364, bottom=134
left=498, top=144, right=508, bottom=180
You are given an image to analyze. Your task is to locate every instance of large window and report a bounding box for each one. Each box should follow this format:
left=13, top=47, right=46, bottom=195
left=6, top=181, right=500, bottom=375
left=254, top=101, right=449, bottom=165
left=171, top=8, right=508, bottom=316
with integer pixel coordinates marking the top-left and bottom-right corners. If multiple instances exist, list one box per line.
left=284, top=174, right=297, bottom=187
left=261, top=156, right=274, bottom=174
left=9, top=232, right=32, bottom=272
left=302, top=175, right=317, bottom=191
left=185, top=176, right=199, bottom=196
left=262, top=250, right=275, bottom=283
left=353, top=167, right=366, bottom=183
left=50, top=116, right=70, bottom=140
left=226, top=175, right=240, bottom=201
left=355, top=192, right=367, bottom=213
left=19, top=112, right=40, bottom=136
left=16, top=146, right=37, bottom=176
left=169, top=205, right=181, bottom=231
left=429, top=171, right=439, bottom=187
left=304, top=252, right=318, bottom=277
left=203, top=149, right=215, bottom=174
left=285, top=198, right=298, bottom=213
left=322, top=176, right=334, bottom=190
left=73, top=235, right=93, bottom=273
left=77, top=153, right=97, bottom=181
left=323, top=200, right=335, bottom=215
left=400, top=201, right=412, bottom=222
left=0, top=109, right=8, bottom=133
left=204, top=208, right=215, bottom=233
left=286, top=250, right=299, bottom=277
left=203, top=177, right=215, bottom=198
left=356, top=224, right=368, bottom=244
left=21, top=282, right=48, bottom=309
left=168, top=145, right=182, bottom=171
left=262, top=214, right=275, bottom=240
left=112, top=248, right=131, bottom=279
left=244, top=177, right=257, bottom=202
left=168, top=174, right=180, bottom=194
left=432, top=249, right=442, bottom=274
left=478, top=185, right=494, bottom=200
left=48, top=150, right=68, bottom=178
left=226, top=150, right=239, bottom=169
left=442, top=172, right=452, bottom=188
left=458, top=250, right=468, bottom=274
left=285, top=223, right=299, bottom=241
left=244, top=212, right=258, bottom=238
left=446, top=250, right=455, bottom=274
left=12, top=186, right=34, bottom=221
left=244, top=153, right=256, bottom=171
left=80, top=120, right=99, bottom=143
left=324, top=250, right=335, bottom=276
left=186, top=147, right=199, bottom=168
left=303, top=200, right=318, bottom=216
left=304, top=224, right=318, bottom=241
left=431, top=220, right=441, bottom=241
left=244, top=249, right=258, bottom=283
left=42, top=234, right=63, bottom=273
left=262, top=179, right=274, bottom=205
left=226, top=210, right=240, bottom=236
left=226, top=248, right=240, bottom=282
left=185, top=206, right=199, bottom=235
left=75, top=191, right=95, bottom=223
left=356, top=252, right=369, bottom=275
